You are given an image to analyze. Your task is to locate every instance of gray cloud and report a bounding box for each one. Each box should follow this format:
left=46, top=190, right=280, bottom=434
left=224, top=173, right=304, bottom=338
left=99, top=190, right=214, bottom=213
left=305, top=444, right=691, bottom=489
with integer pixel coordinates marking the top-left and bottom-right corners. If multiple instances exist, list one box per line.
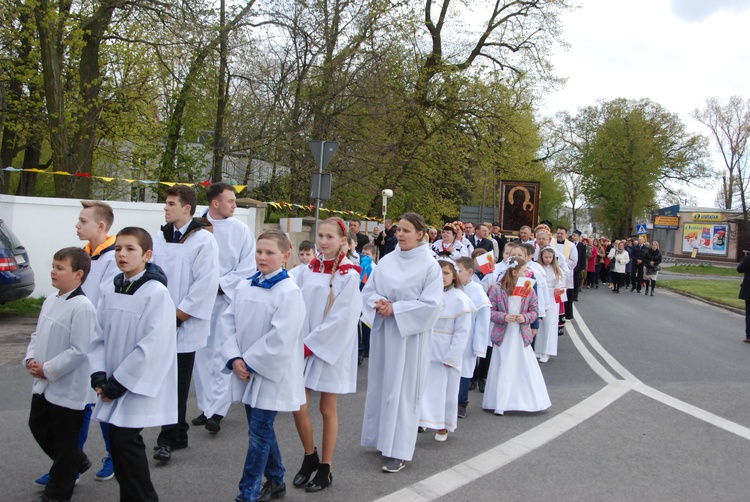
left=671, top=0, right=750, bottom=21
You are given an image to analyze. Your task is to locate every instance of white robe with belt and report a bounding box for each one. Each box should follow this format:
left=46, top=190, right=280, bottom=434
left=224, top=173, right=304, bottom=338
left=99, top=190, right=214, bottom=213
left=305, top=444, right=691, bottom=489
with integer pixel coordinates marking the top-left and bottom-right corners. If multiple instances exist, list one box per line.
left=360, top=243, right=443, bottom=461
left=419, top=287, right=473, bottom=432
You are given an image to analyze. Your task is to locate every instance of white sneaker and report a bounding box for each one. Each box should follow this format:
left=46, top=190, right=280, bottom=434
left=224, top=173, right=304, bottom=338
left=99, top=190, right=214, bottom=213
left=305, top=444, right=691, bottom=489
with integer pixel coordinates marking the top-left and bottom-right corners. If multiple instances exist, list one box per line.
left=539, top=354, right=550, bottom=363
left=434, top=432, right=448, bottom=442
left=493, top=410, right=504, bottom=416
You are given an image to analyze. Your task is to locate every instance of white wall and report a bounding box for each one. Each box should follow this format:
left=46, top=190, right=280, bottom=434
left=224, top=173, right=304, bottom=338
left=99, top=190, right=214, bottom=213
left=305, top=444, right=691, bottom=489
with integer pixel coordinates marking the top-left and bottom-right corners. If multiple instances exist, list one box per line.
left=0, top=194, right=257, bottom=298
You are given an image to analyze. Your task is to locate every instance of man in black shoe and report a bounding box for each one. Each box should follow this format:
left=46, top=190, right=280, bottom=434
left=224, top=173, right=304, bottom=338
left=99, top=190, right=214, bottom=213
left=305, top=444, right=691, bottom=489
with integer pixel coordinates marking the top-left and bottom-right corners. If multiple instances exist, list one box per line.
left=152, top=186, right=220, bottom=460
left=192, top=183, right=256, bottom=436
left=555, top=226, right=578, bottom=320
left=630, top=236, right=648, bottom=292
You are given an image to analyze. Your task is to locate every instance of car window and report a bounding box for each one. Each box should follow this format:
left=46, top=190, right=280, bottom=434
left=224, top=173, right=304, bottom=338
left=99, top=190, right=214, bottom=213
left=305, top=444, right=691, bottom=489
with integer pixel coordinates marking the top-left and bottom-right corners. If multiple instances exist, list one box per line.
left=0, top=220, right=23, bottom=249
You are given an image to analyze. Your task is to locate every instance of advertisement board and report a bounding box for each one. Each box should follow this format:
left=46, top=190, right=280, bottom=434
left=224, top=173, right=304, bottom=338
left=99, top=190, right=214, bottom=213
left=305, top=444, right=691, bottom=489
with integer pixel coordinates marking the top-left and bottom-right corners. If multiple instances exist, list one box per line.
left=681, top=223, right=728, bottom=256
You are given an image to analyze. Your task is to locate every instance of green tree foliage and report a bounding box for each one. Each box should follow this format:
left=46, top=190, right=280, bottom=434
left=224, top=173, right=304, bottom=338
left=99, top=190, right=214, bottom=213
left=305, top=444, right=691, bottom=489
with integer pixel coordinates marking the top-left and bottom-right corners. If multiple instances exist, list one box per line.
left=560, top=98, right=709, bottom=237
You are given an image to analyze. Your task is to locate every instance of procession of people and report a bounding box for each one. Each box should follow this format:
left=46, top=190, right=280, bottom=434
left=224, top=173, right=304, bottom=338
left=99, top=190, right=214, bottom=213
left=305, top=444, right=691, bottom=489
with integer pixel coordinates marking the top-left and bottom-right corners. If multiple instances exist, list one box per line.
left=23, top=184, right=664, bottom=502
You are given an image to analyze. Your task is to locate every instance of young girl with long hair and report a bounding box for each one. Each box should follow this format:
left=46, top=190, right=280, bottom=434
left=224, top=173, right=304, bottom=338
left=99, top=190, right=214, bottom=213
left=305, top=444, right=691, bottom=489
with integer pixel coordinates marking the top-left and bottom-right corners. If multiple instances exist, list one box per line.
left=418, top=258, right=473, bottom=442
left=483, top=257, right=550, bottom=415
left=536, top=246, right=566, bottom=363
left=292, top=218, right=363, bottom=492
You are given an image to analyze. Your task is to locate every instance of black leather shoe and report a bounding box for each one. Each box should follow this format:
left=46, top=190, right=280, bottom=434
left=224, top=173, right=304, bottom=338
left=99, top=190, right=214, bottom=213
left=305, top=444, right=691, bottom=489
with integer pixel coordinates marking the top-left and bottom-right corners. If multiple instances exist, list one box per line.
left=191, top=413, right=208, bottom=426
left=257, top=480, right=286, bottom=501
left=468, top=380, right=477, bottom=391
left=478, top=378, right=486, bottom=393
left=205, top=415, right=222, bottom=433
left=305, top=462, right=332, bottom=492
left=358, top=351, right=365, bottom=366
left=292, top=448, right=319, bottom=488
left=153, top=445, right=171, bottom=462
left=79, top=454, right=92, bottom=474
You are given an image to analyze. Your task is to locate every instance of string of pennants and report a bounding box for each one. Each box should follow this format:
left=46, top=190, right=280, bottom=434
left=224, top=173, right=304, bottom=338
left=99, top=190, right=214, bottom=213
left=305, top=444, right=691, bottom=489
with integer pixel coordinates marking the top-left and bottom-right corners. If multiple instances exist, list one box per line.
left=1, top=166, right=246, bottom=191
left=2, top=166, right=378, bottom=221
left=267, top=201, right=378, bottom=221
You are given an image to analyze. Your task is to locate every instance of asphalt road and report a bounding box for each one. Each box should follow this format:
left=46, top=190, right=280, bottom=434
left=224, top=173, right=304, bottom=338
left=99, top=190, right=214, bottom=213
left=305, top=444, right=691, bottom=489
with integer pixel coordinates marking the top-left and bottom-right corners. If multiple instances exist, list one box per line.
left=2, top=283, right=749, bottom=501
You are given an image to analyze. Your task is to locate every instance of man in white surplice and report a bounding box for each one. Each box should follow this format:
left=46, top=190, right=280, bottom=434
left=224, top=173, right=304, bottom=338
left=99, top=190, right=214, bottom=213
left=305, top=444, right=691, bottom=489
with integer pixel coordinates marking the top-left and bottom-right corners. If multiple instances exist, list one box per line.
left=192, top=183, right=256, bottom=434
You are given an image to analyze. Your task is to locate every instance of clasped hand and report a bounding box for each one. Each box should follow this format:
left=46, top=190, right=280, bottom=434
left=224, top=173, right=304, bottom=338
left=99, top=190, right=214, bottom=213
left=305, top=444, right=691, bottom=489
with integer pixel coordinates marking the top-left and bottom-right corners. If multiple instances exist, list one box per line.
left=374, top=298, right=394, bottom=317
left=504, top=314, right=525, bottom=323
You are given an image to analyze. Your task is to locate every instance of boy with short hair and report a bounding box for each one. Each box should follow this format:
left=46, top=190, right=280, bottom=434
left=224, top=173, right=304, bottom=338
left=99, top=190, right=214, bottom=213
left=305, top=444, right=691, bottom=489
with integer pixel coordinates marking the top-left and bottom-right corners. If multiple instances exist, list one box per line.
left=76, top=200, right=119, bottom=481
left=455, top=257, right=491, bottom=418
left=25, top=247, right=97, bottom=502
left=288, top=240, right=315, bottom=283
left=221, top=229, right=306, bottom=502
left=89, top=226, right=177, bottom=502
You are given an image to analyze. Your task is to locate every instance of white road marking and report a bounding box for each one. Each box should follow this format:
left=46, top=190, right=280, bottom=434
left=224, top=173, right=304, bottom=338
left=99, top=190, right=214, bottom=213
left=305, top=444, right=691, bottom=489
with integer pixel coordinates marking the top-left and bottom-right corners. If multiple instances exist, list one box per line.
left=375, top=303, right=750, bottom=501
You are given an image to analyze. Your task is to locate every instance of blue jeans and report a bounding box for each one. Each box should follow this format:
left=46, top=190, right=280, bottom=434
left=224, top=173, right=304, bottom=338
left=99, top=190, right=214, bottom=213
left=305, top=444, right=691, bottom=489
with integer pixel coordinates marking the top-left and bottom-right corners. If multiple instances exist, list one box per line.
left=79, top=404, right=111, bottom=454
left=458, top=377, right=471, bottom=406
left=237, top=406, right=284, bottom=502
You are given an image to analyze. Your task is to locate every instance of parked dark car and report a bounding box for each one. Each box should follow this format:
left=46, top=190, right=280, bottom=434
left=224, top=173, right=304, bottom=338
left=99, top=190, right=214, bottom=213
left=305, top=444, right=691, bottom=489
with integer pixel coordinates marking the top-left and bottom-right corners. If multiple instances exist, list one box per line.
left=0, top=219, right=35, bottom=303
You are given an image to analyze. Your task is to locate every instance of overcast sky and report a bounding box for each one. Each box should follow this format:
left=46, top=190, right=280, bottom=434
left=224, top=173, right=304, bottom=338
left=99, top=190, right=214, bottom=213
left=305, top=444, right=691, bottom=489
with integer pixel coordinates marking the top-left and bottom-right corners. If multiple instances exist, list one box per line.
left=540, top=0, right=750, bottom=207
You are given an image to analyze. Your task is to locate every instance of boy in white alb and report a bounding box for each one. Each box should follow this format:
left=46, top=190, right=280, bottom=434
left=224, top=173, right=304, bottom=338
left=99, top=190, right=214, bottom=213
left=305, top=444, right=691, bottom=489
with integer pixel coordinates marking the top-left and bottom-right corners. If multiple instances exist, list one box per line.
left=76, top=201, right=119, bottom=481
left=26, top=247, right=97, bottom=502
left=151, top=185, right=219, bottom=462
left=220, top=229, right=306, bottom=502
left=90, top=227, right=177, bottom=502
left=288, top=240, right=315, bottom=283
left=456, top=257, right=491, bottom=418
left=192, top=183, right=256, bottom=434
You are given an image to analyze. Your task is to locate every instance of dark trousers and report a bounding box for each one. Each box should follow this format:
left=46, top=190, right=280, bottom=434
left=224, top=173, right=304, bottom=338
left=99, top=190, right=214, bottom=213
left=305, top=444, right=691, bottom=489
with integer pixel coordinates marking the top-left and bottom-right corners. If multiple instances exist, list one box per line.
left=358, top=320, right=371, bottom=353
left=458, top=377, right=471, bottom=406
left=745, top=301, right=750, bottom=339
left=29, top=394, right=85, bottom=500
left=474, top=345, right=492, bottom=381
left=612, top=272, right=624, bottom=292
left=631, top=263, right=644, bottom=291
left=564, top=288, right=575, bottom=319
left=109, top=425, right=159, bottom=502
left=158, top=351, right=195, bottom=448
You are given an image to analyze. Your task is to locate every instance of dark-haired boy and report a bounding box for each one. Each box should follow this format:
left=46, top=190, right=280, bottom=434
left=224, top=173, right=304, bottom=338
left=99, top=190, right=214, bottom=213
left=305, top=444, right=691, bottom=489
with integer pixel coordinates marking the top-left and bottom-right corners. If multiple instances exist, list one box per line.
left=90, top=227, right=177, bottom=502
left=152, top=186, right=219, bottom=461
left=192, top=182, right=256, bottom=434
left=221, top=230, right=306, bottom=502
left=25, top=247, right=97, bottom=502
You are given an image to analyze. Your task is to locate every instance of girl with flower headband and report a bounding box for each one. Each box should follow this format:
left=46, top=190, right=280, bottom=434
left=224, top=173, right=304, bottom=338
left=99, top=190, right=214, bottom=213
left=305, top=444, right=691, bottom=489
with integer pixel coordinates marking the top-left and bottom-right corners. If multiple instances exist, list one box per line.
left=536, top=246, right=566, bottom=363
left=431, top=223, right=470, bottom=260
left=291, top=217, right=362, bottom=492
left=418, top=258, right=473, bottom=442
left=483, top=256, right=550, bottom=416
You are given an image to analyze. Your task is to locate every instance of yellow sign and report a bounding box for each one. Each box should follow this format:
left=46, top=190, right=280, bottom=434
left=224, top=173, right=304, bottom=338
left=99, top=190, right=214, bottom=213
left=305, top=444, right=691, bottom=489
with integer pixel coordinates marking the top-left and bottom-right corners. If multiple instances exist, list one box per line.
left=654, top=215, right=679, bottom=228
left=692, top=212, right=723, bottom=222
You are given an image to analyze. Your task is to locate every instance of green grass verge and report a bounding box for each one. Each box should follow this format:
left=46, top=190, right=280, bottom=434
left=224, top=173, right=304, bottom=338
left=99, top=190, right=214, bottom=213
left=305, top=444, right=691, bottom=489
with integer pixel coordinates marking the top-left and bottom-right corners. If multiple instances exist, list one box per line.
left=0, top=297, right=45, bottom=317
left=667, top=264, right=739, bottom=276
left=659, top=280, right=743, bottom=309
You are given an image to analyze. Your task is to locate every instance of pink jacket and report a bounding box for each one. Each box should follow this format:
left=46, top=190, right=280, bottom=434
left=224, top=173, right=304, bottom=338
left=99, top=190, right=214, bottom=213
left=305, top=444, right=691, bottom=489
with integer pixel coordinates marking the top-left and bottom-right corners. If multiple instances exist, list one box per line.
left=488, top=287, right=539, bottom=347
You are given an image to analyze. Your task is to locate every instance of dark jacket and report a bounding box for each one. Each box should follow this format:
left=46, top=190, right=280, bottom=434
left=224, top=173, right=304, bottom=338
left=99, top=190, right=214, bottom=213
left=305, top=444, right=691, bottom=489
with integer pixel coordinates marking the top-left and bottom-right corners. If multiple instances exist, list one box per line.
left=738, top=254, right=750, bottom=300
left=645, top=248, right=662, bottom=274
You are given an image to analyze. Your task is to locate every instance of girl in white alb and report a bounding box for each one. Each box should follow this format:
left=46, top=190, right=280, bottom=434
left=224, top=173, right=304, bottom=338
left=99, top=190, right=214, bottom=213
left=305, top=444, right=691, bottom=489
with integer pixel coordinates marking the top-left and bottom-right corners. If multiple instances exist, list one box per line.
left=292, top=218, right=363, bottom=492
left=419, top=258, right=473, bottom=441
left=536, top=246, right=566, bottom=363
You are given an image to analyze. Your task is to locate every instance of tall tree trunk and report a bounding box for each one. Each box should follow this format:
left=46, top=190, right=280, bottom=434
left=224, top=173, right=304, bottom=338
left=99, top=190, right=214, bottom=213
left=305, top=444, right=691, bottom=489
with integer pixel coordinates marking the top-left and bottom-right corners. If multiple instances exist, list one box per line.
left=16, top=141, right=42, bottom=196
left=212, top=0, right=228, bottom=182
